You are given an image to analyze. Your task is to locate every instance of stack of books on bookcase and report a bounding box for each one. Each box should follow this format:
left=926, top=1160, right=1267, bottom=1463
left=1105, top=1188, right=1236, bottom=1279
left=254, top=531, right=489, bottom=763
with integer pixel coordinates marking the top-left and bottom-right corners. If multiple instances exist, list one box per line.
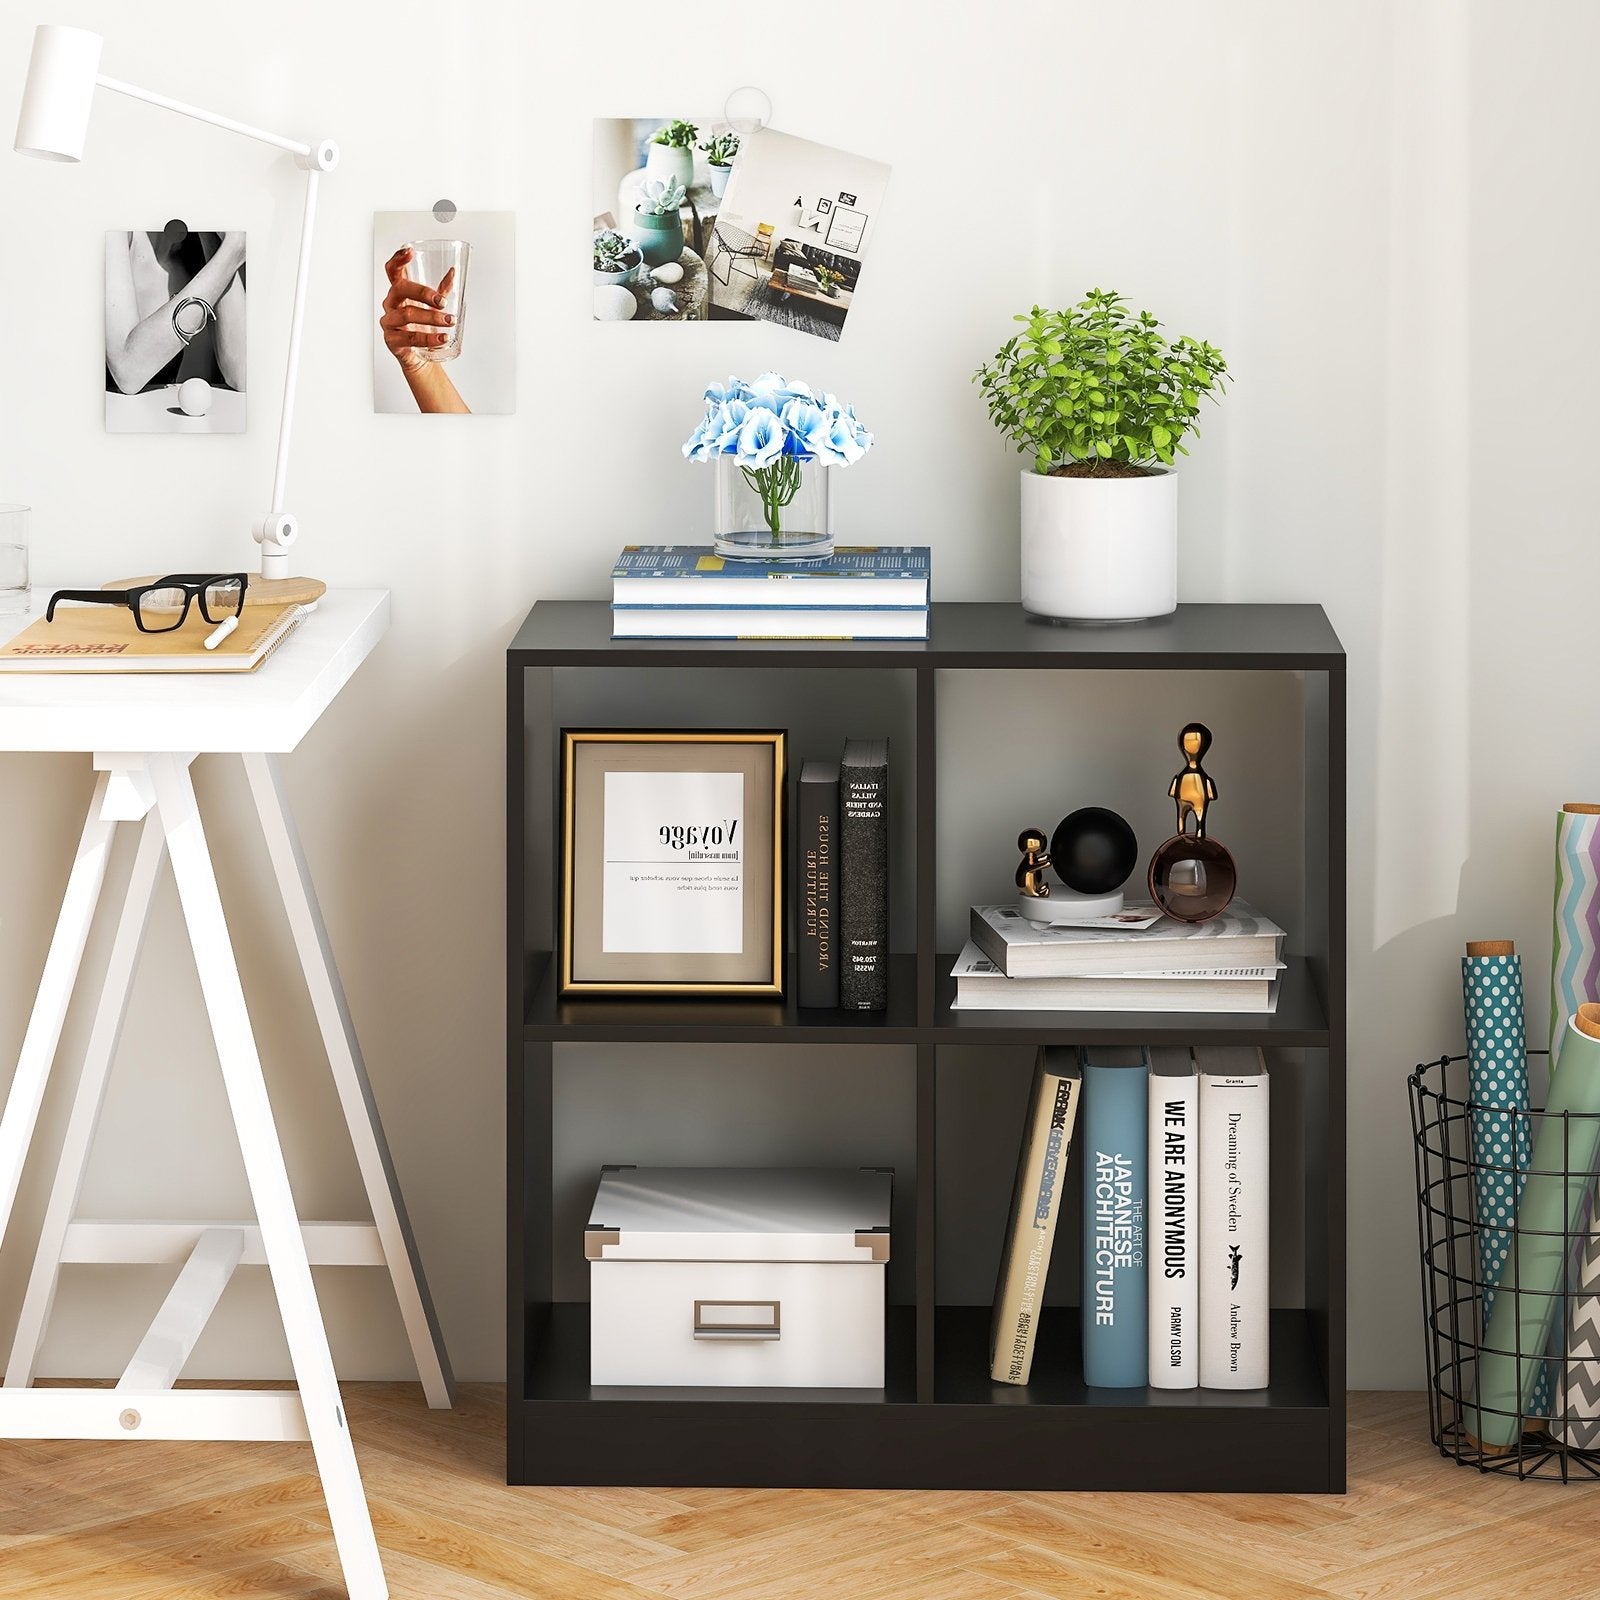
left=610, top=545, right=930, bottom=640
left=952, top=900, right=1287, bottom=1013
left=991, top=1043, right=1269, bottom=1391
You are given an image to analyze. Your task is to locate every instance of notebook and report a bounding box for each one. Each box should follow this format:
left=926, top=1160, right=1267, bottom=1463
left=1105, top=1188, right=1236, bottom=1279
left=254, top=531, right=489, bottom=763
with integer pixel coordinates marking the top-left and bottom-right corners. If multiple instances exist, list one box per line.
left=0, top=602, right=305, bottom=673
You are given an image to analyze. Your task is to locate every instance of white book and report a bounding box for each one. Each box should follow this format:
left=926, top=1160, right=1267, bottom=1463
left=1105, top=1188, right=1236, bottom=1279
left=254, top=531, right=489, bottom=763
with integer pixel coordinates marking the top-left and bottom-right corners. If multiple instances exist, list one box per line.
left=1148, top=1046, right=1199, bottom=1389
left=949, top=944, right=1282, bottom=1013
left=611, top=607, right=928, bottom=641
left=969, top=901, right=1286, bottom=979
left=1197, top=1047, right=1270, bottom=1389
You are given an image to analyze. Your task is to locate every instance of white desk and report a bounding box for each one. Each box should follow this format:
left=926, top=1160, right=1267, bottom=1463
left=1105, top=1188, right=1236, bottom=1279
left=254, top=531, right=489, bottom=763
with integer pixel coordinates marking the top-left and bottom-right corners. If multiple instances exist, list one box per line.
left=0, top=588, right=452, bottom=1600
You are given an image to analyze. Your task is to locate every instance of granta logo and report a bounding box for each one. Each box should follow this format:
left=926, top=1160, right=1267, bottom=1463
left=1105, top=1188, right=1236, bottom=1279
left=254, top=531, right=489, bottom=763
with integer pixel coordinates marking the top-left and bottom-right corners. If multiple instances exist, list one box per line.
left=1228, top=1244, right=1242, bottom=1289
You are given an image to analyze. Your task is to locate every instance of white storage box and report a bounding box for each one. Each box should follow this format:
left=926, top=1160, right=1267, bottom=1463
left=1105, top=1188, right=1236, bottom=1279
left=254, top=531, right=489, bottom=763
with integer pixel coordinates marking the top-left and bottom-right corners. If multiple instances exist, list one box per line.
left=585, top=1166, right=893, bottom=1388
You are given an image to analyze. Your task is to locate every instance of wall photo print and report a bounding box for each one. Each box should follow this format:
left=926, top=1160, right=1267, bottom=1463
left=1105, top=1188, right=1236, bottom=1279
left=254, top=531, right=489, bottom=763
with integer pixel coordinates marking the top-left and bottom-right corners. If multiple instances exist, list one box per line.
left=105, top=223, right=245, bottom=434
left=708, top=130, right=890, bottom=343
left=592, top=117, right=739, bottom=322
left=374, top=211, right=516, bottom=414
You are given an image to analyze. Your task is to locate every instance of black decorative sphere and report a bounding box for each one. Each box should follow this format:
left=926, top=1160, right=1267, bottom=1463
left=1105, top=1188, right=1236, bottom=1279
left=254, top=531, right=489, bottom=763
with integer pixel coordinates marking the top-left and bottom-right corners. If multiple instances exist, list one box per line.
left=1050, top=807, right=1138, bottom=896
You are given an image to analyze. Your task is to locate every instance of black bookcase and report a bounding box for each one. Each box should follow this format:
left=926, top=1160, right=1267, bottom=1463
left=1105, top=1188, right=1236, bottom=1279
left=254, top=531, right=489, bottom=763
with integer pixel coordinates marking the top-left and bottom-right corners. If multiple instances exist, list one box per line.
left=506, top=600, right=1346, bottom=1492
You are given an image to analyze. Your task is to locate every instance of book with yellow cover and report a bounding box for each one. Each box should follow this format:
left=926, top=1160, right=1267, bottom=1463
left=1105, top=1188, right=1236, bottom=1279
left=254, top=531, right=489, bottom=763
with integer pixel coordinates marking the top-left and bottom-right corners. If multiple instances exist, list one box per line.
left=0, top=602, right=304, bottom=673
left=988, top=1046, right=1083, bottom=1385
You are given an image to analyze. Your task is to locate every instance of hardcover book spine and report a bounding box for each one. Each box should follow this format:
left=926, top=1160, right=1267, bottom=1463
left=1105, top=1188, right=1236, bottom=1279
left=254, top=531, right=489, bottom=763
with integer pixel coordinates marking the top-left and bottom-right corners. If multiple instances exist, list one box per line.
left=1149, top=1063, right=1199, bottom=1388
left=1081, top=1057, right=1149, bottom=1387
left=989, top=1049, right=1083, bottom=1384
left=1199, top=1067, right=1270, bottom=1389
left=797, top=769, right=839, bottom=1009
left=839, top=745, right=888, bottom=1011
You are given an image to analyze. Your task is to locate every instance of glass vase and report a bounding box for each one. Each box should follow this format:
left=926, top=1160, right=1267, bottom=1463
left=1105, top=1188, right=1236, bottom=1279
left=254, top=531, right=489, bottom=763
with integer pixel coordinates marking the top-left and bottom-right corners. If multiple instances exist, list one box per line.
left=713, top=456, right=833, bottom=560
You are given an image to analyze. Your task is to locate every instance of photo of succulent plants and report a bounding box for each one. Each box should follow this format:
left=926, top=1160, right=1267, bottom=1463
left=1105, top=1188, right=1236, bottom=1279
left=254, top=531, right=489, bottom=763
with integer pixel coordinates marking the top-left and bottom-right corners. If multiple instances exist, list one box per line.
left=591, top=118, right=731, bottom=323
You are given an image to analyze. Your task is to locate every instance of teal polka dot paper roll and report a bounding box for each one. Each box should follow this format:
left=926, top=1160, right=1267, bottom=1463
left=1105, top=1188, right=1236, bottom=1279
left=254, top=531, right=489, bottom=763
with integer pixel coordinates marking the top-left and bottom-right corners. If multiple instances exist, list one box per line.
left=1461, top=949, right=1552, bottom=1420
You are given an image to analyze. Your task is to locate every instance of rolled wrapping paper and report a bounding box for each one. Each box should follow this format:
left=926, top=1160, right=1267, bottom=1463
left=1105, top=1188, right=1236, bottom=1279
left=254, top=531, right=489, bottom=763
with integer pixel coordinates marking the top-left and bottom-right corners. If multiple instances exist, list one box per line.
left=1461, top=943, right=1551, bottom=1423
left=1475, top=1005, right=1600, bottom=1451
left=1550, top=805, right=1600, bottom=1054
left=1550, top=806, right=1600, bottom=1447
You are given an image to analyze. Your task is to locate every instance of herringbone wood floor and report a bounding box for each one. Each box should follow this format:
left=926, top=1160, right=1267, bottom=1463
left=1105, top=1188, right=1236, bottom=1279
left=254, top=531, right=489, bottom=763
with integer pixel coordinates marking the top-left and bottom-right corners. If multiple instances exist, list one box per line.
left=1, top=1387, right=1595, bottom=1599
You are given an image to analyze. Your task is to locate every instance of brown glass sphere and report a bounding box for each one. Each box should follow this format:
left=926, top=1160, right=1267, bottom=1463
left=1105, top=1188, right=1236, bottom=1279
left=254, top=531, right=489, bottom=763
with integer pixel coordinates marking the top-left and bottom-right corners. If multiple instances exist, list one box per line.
left=1148, top=835, right=1238, bottom=923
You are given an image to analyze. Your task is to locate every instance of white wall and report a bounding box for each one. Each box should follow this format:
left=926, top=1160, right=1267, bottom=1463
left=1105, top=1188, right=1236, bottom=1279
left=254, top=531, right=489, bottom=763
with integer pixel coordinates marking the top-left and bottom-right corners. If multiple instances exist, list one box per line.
left=2, top=0, right=1597, bottom=1388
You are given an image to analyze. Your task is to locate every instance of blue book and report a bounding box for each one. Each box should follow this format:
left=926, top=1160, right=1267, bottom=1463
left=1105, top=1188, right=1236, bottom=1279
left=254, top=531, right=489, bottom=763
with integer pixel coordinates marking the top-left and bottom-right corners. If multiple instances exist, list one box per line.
left=1080, top=1044, right=1150, bottom=1388
left=612, top=546, right=931, bottom=608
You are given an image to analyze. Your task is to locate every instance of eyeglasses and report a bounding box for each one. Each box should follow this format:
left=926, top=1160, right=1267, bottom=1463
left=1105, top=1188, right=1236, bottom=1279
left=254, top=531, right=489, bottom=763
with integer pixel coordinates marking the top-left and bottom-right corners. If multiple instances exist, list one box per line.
left=47, top=573, right=249, bottom=634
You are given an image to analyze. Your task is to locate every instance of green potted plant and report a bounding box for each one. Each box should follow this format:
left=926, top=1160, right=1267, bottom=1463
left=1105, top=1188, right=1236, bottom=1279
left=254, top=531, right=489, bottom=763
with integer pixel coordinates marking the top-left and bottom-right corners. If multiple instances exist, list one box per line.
left=975, top=288, right=1228, bottom=622
left=628, top=176, right=686, bottom=268
left=645, top=118, right=698, bottom=191
left=699, top=130, right=740, bottom=198
left=592, top=228, right=641, bottom=287
left=813, top=264, right=844, bottom=298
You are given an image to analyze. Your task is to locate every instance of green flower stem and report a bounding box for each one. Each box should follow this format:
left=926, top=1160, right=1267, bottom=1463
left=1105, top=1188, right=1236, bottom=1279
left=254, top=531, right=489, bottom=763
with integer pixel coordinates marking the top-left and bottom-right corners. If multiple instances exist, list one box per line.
left=741, top=456, right=804, bottom=537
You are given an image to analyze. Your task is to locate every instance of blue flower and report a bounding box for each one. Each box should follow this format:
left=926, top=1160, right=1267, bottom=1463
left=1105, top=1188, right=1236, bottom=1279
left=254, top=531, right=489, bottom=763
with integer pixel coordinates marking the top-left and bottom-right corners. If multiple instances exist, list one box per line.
left=703, top=376, right=748, bottom=407
left=736, top=408, right=785, bottom=467
left=712, top=399, right=749, bottom=449
left=822, top=412, right=867, bottom=464
left=779, top=397, right=824, bottom=458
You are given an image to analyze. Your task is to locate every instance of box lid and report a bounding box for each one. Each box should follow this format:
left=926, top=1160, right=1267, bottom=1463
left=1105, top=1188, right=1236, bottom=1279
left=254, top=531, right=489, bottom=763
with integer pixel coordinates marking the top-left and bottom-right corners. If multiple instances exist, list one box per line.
left=585, top=1166, right=892, bottom=1263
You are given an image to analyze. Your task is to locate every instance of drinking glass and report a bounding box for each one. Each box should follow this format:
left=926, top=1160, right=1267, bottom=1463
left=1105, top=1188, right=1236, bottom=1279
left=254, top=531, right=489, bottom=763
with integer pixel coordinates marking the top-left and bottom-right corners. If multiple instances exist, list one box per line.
left=0, top=504, right=28, bottom=616
left=405, top=239, right=470, bottom=362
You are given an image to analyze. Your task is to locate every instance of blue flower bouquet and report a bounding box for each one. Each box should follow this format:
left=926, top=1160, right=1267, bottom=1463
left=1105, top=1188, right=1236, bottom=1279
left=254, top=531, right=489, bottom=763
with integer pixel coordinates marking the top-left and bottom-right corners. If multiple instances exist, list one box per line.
left=684, top=373, right=873, bottom=558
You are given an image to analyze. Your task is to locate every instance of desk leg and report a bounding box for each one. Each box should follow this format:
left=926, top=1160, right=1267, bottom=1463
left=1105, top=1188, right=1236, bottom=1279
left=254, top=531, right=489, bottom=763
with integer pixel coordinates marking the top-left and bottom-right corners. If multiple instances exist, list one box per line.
left=152, top=754, right=387, bottom=1600
left=0, top=773, right=116, bottom=1260
left=5, top=810, right=165, bottom=1389
left=242, top=751, right=456, bottom=1410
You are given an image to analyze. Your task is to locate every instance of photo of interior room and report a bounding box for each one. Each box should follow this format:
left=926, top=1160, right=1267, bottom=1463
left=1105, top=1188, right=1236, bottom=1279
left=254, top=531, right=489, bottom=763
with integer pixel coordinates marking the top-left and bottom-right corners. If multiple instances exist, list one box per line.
left=706, top=128, right=890, bottom=342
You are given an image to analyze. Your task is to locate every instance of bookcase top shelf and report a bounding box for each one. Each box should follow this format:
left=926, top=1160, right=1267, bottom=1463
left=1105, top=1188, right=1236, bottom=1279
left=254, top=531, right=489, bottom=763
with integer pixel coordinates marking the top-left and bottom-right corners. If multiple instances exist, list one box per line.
left=508, top=601, right=1346, bottom=671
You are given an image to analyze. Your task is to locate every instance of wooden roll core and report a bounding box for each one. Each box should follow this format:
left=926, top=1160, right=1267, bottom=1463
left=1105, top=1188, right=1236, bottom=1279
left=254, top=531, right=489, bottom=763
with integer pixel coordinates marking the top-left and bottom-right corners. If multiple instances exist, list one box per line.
left=1576, top=1004, right=1600, bottom=1040
left=1564, top=803, right=1600, bottom=815
left=1466, top=940, right=1515, bottom=958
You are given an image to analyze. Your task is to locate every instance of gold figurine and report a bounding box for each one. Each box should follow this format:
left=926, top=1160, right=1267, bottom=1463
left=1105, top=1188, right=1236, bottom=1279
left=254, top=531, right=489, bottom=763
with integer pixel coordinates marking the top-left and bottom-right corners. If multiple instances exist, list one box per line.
left=1168, top=722, right=1218, bottom=839
left=1149, top=720, right=1237, bottom=923
left=1016, top=828, right=1052, bottom=898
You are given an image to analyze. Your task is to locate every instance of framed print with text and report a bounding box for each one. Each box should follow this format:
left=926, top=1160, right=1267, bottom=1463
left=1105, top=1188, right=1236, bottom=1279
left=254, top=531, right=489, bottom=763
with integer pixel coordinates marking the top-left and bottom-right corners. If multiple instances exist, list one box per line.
left=561, top=731, right=785, bottom=996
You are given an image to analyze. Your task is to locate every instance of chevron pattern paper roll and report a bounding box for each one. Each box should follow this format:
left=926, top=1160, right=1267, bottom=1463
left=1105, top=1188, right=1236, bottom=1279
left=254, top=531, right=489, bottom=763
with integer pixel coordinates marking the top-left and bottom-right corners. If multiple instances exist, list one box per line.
left=1551, top=806, right=1600, bottom=1055
left=1461, top=948, right=1551, bottom=1421
left=1553, top=1232, right=1600, bottom=1448
left=1550, top=807, right=1600, bottom=1446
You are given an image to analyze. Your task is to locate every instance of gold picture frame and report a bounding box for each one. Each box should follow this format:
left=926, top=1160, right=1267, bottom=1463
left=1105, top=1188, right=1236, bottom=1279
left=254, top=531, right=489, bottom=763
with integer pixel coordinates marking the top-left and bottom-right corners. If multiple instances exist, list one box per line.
left=560, top=730, right=785, bottom=997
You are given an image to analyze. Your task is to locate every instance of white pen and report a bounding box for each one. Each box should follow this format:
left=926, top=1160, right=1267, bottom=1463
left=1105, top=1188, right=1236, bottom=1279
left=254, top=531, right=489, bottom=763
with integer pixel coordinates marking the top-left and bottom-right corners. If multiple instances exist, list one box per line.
left=204, top=614, right=239, bottom=651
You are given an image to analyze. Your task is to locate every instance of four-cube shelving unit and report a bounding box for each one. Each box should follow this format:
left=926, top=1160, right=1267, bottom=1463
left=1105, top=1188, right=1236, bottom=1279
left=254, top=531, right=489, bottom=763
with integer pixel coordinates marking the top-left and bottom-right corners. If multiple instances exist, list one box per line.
left=507, top=600, right=1345, bottom=1492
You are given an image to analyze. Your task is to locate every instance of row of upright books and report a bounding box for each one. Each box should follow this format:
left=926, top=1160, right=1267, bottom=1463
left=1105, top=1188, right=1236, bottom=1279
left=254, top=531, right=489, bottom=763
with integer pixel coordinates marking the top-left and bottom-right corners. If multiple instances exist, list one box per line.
left=611, top=545, right=931, bottom=640
left=954, top=900, right=1287, bottom=1013
left=797, top=738, right=890, bottom=1010
left=990, top=1043, right=1269, bottom=1390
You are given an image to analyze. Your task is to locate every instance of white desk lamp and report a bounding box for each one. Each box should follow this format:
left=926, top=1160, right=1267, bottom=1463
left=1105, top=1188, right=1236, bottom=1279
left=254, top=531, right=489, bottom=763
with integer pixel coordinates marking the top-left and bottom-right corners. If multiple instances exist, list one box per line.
left=14, top=23, right=337, bottom=599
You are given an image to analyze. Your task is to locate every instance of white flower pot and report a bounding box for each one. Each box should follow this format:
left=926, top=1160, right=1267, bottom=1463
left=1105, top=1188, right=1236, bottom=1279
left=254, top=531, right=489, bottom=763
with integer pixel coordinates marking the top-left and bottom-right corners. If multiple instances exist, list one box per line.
left=645, top=141, right=694, bottom=193
left=1019, top=467, right=1177, bottom=623
left=708, top=162, right=732, bottom=198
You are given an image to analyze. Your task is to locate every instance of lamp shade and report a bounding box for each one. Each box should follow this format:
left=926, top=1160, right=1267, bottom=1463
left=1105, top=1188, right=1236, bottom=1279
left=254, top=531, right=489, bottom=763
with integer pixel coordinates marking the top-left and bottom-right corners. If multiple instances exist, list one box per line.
left=14, top=24, right=103, bottom=162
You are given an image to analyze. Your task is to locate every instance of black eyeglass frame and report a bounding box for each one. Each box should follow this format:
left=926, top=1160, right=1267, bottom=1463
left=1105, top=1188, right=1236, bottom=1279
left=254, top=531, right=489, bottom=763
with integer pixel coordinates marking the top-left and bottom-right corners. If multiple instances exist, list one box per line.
left=46, top=573, right=250, bottom=634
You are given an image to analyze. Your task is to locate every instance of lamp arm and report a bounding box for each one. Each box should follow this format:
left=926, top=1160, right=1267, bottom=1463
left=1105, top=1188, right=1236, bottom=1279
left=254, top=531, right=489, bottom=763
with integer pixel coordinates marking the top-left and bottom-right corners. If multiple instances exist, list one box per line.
left=96, top=73, right=312, bottom=158
left=253, top=165, right=321, bottom=579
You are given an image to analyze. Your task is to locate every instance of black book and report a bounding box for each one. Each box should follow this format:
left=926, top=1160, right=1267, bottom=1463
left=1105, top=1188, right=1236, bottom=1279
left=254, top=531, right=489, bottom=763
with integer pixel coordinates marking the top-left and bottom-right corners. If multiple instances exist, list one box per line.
left=797, top=761, right=840, bottom=1008
left=839, top=737, right=889, bottom=1011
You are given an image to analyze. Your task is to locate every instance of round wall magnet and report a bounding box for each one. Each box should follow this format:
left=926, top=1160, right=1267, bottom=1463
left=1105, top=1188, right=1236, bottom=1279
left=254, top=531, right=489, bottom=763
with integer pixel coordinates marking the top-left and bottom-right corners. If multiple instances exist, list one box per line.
left=723, top=86, right=773, bottom=134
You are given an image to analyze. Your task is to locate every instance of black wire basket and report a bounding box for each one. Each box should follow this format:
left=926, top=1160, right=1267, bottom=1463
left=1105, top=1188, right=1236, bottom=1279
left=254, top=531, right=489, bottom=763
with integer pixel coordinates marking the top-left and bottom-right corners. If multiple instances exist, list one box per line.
left=1410, top=1052, right=1600, bottom=1480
